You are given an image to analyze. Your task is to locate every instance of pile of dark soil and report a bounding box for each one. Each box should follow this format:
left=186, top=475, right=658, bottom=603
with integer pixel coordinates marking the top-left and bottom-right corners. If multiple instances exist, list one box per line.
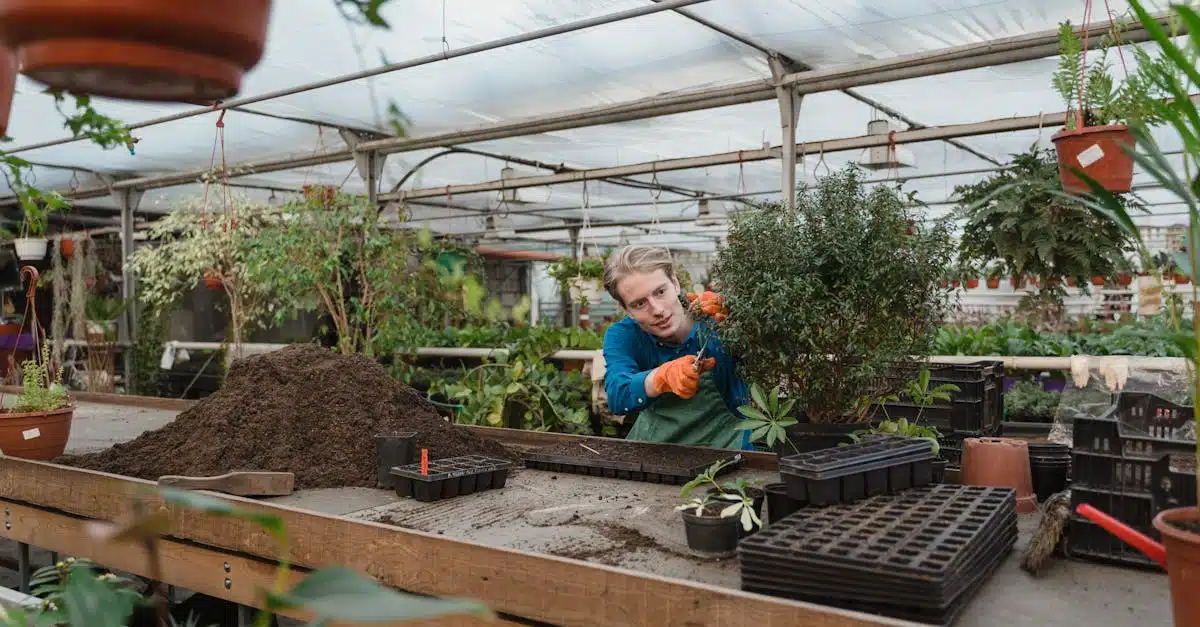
left=58, top=345, right=514, bottom=489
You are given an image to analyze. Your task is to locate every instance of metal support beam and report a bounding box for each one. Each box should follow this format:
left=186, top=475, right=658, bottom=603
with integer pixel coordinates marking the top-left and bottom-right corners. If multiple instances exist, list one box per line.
left=389, top=96, right=1200, bottom=201
left=26, top=12, right=1179, bottom=205
left=770, top=56, right=803, bottom=207
left=107, top=180, right=144, bottom=381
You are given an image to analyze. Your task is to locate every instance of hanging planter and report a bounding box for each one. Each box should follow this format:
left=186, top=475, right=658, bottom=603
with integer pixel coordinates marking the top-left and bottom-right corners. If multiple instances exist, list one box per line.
left=0, top=1, right=274, bottom=103
left=0, top=405, right=75, bottom=460
left=60, top=238, right=75, bottom=259
left=13, top=237, right=47, bottom=260
left=202, top=269, right=224, bottom=291
left=0, top=47, right=14, bottom=138
left=1050, top=125, right=1136, bottom=194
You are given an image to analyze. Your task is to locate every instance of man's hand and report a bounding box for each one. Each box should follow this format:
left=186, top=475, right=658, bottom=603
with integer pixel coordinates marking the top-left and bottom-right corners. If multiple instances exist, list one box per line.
left=686, top=291, right=728, bottom=322
left=651, top=355, right=717, bottom=399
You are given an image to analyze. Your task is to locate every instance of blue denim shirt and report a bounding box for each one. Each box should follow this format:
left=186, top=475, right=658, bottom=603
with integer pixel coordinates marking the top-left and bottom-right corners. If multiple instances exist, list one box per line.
left=602, top=316, right=751, bottom=439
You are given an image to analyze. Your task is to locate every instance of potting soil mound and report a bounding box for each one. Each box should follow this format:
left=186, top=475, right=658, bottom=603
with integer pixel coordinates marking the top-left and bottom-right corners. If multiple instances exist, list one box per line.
left=57, top=344, right=515, bottom=489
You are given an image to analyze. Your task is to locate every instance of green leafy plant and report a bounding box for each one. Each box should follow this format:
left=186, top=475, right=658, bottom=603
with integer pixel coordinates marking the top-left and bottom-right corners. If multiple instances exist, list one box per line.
left=851, top=417, right=943, bottom=458
left=546, top=256, right=607, bottom=306
left=1005, top=380, right=1062, bottom=423
left=712, top=164, right=956, bottom=424
left=853, top=369, right=954, bottom=457
left=676, top=459, right=762, bottom=532
left=734, top=382, right=798, bottom=454
left=11, top=342, right=69, bottom=413
left=954, top=145, right=1142, bottom=315
left=1, top=487, right=490, bottom=626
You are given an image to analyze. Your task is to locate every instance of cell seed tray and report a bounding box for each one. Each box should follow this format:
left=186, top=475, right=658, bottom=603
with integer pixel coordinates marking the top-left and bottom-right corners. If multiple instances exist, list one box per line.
left=778, top=435, right=936, bottom=505
left=390, top=455, right=515, bottom=502
left=523, top=439, right=744, bottom=485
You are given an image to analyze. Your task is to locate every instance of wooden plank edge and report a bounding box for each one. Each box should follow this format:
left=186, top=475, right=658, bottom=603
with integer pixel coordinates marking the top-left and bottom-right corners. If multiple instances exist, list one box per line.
left=0, top=499, right=509, bottom=627
left=0, top=387, right=198, bottom=412
left=0, top=458, right=912, bottom=627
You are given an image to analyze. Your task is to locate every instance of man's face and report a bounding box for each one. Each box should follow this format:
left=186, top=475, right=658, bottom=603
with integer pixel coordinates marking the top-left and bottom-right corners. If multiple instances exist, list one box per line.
left=616, top=269, right=686, bottom=340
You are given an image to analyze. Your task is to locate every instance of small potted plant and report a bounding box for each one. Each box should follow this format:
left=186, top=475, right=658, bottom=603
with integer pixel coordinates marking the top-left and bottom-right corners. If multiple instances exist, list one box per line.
left=676, top=459, right=763, bottom=554
left=7, top=172, right=69, bottom=261
left=84, top=295, right=125, bottom=342
left=0, top=342, right=74, bottom=460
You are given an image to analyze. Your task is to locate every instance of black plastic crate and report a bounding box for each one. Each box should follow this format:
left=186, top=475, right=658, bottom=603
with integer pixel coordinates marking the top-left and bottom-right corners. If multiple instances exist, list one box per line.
left=1076, top=392, right=1195, bottom=455
left=877, top=360, right=1004, bottom=436
left=779, top=436, right=935, bottom=506
left=390, top=455, right=514, bottom=502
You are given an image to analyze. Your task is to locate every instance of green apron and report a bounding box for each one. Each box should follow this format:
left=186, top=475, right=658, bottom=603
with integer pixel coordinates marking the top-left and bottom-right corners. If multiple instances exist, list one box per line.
left=626, top=371, right=744, bottom=449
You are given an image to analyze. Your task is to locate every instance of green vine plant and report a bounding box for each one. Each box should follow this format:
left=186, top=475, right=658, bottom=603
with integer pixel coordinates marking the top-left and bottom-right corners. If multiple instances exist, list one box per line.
left=851, top=369, right=956, bottom=458
left=734, top=382, right=799, bottom=456
left=0, top=488, right=489, bottom=627
left=546, top=256, right=607, bottom=307
left=676, top=459, right=762, bottom=532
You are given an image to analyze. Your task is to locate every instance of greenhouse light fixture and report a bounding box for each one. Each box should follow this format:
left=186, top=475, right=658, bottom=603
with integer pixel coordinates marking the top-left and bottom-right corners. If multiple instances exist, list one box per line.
left=857, top=119, right=915, bottom=170
left=694, top=198, right=727, bottom=227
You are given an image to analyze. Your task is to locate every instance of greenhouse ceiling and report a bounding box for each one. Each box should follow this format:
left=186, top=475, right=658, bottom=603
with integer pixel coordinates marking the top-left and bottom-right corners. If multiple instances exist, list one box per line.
left=0, top=0, right=1191, bottom=253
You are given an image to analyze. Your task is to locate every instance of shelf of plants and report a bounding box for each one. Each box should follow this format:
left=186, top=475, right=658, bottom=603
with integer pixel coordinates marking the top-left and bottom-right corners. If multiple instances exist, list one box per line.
left=523, top=438, right=744, bottom=485
left=1066, top=392, right=1198, bottom=569
left=739, top=485, right=1018, bottom=625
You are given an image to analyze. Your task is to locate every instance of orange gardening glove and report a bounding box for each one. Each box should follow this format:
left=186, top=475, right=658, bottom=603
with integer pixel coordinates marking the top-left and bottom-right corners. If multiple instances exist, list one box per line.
left=652, top=355, right=717, bottom=399
left=686, top=291, right=728, bottom=322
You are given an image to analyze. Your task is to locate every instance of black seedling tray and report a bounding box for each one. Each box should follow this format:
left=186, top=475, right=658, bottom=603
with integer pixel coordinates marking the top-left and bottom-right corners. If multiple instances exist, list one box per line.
left=779, top=435, right=935, bottom=477
left=742, top=544, right=1008, bottom=627
left=390, top=455, right=515, bottom=502
left=738, top=485, right=1016, bottom=582
left=523, top=444, right=743, bottom=485
left=780, top=454, right=934, bottom=506
left=741, top=514, right=1016, bottom=604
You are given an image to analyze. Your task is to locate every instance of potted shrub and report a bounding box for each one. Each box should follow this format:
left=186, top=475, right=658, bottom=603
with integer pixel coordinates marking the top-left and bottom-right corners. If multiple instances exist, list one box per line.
left=0, top=343, right=74, bottom=460
left=712, top=165, right=955, bottom=450
left=84, top=295, right=125, bottom=342
left=0, top=1, right=274, bottom=103
left=1049, top=20, right=1173, bottom=194
left=956, top=145, right=1142, bottom=318
left=1059, top=3, right=1199, bottom=622
left=675, top=459, right=763, bottom=554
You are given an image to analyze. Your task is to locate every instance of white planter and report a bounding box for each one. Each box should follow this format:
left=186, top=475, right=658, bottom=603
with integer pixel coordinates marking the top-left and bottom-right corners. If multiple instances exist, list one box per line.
left=13, top=238, right=47, bottom=260
left=568, top=277, right=604, bottom=304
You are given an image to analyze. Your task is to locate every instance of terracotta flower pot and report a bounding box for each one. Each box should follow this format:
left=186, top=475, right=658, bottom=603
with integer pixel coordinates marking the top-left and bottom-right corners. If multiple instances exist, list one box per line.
left=960, top=437, right=1037, bottom=514
left=202, top=269, right=223, bottom=290
left=1010, top=277, right=1026, bottom=289
left=1118, top=272, right=1133, bottom=286
left=1091, top=276, right=1106, bottom=286
left=1176, top=274, right=1190, bottom=285
left=951, top=280, right=961, bottom=288
left=0, top=47, right=14, bottom=138
left=1154, top=506, right=1200, bottom=626
left=0, top=1, right=274, bottom=102
left=0, top=405, right=75, bottom=460
left=60, top=238, right=75, bottom=258
left=966, top=278, right=979, bottom=289
left=1066, top=277, right=1077, bottom=287
left=986, top=277, right=1000, bottom=289
left=1051, top=124, right=1135, bottom=194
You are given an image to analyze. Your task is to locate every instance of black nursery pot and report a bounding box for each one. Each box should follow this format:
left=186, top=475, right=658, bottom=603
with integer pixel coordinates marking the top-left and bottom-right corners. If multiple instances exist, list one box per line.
left=932, top=459, right=947, bottom=484
left=764, top=482, right=805, bottom=523
left=681, top=508, right=742, bottom=554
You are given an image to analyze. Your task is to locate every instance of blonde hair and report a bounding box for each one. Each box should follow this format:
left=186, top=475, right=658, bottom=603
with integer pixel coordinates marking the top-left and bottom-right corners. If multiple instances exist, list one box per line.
left=603, top=245, right=678, bottom=305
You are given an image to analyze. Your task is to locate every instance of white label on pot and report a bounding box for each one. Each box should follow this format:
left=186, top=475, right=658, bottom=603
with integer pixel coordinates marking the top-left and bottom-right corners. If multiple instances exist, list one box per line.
left=21, top=428, right=40, bottom=440
left=1077, top=144, right=1105, bottom=168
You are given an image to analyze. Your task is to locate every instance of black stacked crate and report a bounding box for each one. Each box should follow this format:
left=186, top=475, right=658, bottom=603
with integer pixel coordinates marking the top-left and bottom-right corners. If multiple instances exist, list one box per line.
left=739, top=485, right=1018, bottom=626
left=1065, top=392, right=1197, bottom=569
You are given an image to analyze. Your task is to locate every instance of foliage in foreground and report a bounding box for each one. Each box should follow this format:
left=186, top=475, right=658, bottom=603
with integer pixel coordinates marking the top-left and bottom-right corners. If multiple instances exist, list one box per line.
left=0, top=488, right=490, bottom=627
left=712, top=164, right=956, bottom=423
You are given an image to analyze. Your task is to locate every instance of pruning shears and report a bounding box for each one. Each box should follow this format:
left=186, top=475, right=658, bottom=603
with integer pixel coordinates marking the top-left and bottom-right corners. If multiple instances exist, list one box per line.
left=693, top=343, right=708, bottom=372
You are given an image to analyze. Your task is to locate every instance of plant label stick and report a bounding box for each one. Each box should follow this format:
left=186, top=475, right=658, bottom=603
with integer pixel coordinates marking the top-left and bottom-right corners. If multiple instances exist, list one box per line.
left=421, top=448, right=428, bottom=476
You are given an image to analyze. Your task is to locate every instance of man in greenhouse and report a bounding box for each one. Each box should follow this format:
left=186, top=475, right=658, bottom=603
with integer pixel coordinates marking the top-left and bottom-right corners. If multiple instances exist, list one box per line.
left=601, top=245, right=751, bottom=450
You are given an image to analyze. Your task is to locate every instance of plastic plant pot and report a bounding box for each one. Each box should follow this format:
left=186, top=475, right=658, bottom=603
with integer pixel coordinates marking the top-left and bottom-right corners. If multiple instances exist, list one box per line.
left=764, top=482, right=805, bottom=523
left=681, top=507, right=741, bottom=554
left=960, top=437, right=1037, bottom=513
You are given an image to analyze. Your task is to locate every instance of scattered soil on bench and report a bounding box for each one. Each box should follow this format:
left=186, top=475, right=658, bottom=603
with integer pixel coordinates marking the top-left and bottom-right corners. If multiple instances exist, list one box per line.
left=57, top=344, right=515, bottom=488
left=544, top=521, right=666, bottom=565
left=528, top=438, right=735, bottom=473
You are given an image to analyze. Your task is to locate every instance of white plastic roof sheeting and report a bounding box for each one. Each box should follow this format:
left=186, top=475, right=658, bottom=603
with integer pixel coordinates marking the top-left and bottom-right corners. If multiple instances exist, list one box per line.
left=0, top=0, right=1191, bottom=252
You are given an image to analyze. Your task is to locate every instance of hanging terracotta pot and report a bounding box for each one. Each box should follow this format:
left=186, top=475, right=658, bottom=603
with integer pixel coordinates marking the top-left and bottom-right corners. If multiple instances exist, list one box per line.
left=986, top=277, right=1000, bottom=289
left=202, top=269, right=223, bottom=291
left=0, top=1, right=274, bottom=103
left=1091, top=276, right=1106, bottom=286
left=60, top=238, right=75, bottom=259
left=1050, top=125, right=1135, bottom=194
left=0, top=47, right=15, bottom=139
left=0, top=405, right=75, bottom=460
left=1154, top=507, right=1200, bottom=626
